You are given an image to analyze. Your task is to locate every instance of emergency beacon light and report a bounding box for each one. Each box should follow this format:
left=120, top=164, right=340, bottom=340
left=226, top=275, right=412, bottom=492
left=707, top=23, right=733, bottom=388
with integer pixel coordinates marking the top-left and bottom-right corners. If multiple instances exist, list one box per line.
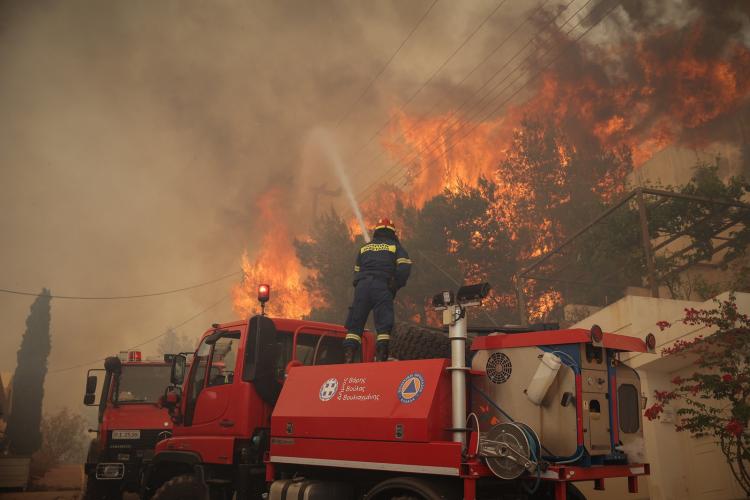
left=258, top=284, right=271, bottom=304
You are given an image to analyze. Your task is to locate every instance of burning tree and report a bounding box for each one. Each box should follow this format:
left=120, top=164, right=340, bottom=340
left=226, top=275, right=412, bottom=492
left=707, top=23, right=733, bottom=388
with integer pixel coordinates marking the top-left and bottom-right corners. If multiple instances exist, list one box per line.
left=645, top=295, right=750, bottom=495
left=294, top=209, right=360, bottom=324
left=233, top=0, right=750, bottom=325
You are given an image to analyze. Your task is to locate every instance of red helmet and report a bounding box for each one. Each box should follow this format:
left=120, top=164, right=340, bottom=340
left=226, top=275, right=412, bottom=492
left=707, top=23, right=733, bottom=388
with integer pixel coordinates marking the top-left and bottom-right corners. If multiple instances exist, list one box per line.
left=374, top=217, right=396, bottom=232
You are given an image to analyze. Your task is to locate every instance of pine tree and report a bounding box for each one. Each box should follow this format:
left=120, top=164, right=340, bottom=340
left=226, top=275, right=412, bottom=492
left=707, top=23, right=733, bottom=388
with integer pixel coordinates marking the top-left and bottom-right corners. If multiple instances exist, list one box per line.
left=6, top=289, right=52, bottom=456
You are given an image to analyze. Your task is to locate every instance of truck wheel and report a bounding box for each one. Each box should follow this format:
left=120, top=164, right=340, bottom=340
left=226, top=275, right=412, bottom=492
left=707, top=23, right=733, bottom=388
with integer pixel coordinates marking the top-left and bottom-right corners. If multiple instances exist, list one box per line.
left=152, top=474, right=208, bottom=500
left=365, top=476, right=458, bottom=500
left=82, top=473, right=123, bottom=500
left=390, top=323, right=451, bottom=360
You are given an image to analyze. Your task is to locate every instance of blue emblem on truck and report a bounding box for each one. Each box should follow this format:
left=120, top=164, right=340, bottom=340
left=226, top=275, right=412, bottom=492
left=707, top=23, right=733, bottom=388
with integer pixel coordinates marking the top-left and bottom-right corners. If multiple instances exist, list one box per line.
left=397, top=372, right=425, bottom=404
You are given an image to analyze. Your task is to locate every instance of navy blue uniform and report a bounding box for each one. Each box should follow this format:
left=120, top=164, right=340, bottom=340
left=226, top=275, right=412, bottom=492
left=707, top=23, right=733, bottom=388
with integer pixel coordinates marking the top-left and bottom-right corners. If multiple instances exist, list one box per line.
left=344, top=230, right=411, bottom=359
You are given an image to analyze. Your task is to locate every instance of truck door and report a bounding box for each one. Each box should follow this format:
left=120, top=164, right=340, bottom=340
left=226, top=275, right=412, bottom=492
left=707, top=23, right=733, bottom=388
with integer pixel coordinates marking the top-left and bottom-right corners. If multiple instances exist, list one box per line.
left=184, top=331, right=241, bottom=430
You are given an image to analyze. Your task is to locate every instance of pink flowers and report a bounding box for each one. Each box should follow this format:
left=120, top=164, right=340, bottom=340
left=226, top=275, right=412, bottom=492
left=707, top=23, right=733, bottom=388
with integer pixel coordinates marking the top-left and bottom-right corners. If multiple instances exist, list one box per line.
left=684, top=307, right=702, bottom=324
left=726, top=420, right=745, bottom=437
left=644, top=403, right=664, bottom=420
left=656, top=320, right=671, bottom=331
left=671, top=376, right=684, bottom=385
left=722, top=374, right=734, bottom=383
left=654, top=390, right=672, bottom=400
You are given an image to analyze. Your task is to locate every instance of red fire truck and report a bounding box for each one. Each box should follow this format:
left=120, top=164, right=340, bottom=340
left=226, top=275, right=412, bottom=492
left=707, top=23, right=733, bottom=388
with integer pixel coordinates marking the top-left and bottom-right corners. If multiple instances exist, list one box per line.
left=146, top=284, right=651, bottom=500
left=82, top=350, right=177, bottom=499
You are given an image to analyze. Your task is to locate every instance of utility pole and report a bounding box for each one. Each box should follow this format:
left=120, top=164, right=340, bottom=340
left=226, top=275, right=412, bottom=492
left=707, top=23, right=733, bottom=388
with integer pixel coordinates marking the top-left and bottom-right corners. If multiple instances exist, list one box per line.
left=636, top=189, right=659, bottom=298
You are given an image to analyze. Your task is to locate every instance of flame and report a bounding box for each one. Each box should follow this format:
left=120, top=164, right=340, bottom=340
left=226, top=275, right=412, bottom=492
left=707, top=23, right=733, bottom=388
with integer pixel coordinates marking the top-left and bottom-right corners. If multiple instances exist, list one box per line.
left=231, top=188, right=319, bottom=319
left=366, top=20, right=750, bottom=317
left=528, top=289, right=562, bottom=321
left=233, top=17, right=750, bottom=323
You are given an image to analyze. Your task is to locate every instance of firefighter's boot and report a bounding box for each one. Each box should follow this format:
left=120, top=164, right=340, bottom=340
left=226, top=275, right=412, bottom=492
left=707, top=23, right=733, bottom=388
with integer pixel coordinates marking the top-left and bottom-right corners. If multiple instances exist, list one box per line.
left=376, top=341, right=389, bottom=362
left=344, top=344, right=356, bottom=364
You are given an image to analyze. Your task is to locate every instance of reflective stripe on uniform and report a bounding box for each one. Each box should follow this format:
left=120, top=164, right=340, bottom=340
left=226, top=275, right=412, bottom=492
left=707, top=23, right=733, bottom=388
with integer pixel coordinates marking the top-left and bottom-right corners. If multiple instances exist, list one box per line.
left=345, top=333, right=362, bottom=343
left=396, top=258, right=412, bottom=265
left=376, top=333, right=390, bottom=342
left=353, top=265, right=360, bottom=272
left=360, top=243, right=397, bottom=254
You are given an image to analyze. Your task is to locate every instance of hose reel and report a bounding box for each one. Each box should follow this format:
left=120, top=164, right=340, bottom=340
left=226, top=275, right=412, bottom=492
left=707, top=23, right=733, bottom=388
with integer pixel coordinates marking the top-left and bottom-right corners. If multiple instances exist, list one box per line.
left=479, top=422, right=541, bottom=479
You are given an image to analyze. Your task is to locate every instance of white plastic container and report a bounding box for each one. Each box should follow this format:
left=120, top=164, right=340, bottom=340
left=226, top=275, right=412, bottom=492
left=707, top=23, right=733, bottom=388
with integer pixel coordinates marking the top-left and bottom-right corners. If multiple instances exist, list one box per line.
left=526, top=352, right=562, bottom=405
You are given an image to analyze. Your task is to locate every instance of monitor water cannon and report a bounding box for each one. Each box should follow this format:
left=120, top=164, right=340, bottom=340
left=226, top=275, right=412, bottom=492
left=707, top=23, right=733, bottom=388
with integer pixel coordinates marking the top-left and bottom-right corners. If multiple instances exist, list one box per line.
left=433, top=282, right=491, bottom=452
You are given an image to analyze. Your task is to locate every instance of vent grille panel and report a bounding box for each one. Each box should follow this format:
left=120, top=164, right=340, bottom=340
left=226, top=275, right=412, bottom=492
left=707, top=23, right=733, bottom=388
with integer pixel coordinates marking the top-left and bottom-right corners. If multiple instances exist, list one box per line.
left=486, top=352, right=512, bottom=384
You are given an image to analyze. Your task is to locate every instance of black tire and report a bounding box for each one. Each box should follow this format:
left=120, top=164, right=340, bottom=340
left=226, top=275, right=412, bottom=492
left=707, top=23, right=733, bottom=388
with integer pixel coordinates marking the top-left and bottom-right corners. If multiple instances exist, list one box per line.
left=152, top=474, right=208, bottom=500
left=365, top=476, right=459, bottom=500
left=566, top=483, right=586, bottom=500
left=82, top=473, right=123, bottom=500
left=390, top=323, right=451, bottom=360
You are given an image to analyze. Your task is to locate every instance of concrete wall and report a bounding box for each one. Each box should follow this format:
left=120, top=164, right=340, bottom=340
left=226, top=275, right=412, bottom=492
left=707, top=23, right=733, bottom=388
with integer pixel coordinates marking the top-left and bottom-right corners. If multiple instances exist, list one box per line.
left=629, top=143, right=743, bottom=189
left=572, top=292, right=750, bottom=500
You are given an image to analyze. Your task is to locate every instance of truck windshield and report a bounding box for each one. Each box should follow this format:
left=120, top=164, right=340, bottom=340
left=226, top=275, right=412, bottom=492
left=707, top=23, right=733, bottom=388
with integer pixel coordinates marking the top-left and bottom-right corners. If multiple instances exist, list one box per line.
left=115, top=365, right=171, bottom=404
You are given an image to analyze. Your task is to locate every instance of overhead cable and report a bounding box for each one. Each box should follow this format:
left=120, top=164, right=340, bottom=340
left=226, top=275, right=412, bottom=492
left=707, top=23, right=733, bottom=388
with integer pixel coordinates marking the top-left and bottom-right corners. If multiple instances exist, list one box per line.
left=358, top=0, right=616, bottom=202
left=334, top=0, right=440, bottom=129
left=345, top=0, right=509, bottom=158
left=0, top=271, right=242, bottom=300
left=47, top=294, right=230, bottom=374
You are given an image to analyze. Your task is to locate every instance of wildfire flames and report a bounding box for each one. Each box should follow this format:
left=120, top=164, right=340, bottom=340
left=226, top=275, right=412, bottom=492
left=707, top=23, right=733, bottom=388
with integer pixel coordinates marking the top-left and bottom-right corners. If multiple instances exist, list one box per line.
left=381, top=21, right=750, bottom=211
left=233, top=9, right=750, bottom=321
left=231, top=188, right=319, bottom=319
left=369, top=17, right=750, bottom=318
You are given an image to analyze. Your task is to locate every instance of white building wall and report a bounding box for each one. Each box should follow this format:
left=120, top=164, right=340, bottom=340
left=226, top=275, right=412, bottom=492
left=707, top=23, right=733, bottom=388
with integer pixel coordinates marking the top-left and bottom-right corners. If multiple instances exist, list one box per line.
left=572, top=292, right=749, bottom=500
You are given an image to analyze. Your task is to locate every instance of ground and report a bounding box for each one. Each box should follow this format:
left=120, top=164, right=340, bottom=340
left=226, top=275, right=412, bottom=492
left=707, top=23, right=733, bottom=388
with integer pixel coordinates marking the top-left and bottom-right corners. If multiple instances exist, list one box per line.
left=0, top=464, right=138, bottom=500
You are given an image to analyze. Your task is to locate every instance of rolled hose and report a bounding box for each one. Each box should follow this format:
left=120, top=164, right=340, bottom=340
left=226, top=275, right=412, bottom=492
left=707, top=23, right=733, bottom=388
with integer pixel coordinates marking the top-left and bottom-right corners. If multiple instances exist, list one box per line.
left=471, top=384, right=584, bottom=464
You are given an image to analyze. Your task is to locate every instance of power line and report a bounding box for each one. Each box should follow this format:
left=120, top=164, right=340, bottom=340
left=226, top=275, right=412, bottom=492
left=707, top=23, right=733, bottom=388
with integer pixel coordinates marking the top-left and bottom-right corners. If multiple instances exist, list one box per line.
left=0, top=271, right=242, bottom=300
left=47, top=294, right=230, bottom=374
left=334, top=0, right=440, bottom=129
left=350, top=0, right=556, bottom=187
left=356, top=0, right=583, bottom=202
left=388, top=0, right=613, bottom=192
left=360, top=0, right=612, bottom=202
left=358, top=0, right=572, bottom=199
left=344, top=0, right=509, bottom=161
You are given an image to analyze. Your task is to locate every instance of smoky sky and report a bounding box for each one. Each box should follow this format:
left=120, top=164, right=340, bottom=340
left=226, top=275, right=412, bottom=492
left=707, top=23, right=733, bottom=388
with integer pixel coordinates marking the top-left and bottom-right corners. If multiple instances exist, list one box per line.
left=0, top=0, right=534, bottom=414
left=0, top=0, right=747, bottom=415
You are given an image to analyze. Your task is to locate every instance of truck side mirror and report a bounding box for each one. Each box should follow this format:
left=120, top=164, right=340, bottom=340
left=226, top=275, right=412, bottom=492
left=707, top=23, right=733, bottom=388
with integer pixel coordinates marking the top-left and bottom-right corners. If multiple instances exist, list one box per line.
left=83, top=372, right=100, bottom=406
left=160, top=386, right=181, bottom=409
left=171, top=354, right=187, bottom=386
left=160, top=386, right=183, bottom=424
left=86, top=374, right=98, bottom=394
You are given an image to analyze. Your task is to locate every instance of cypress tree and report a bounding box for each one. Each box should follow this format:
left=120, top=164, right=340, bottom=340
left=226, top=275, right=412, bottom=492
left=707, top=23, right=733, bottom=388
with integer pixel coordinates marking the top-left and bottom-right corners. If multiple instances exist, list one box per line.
left=6, top=289, right=52, bottom=456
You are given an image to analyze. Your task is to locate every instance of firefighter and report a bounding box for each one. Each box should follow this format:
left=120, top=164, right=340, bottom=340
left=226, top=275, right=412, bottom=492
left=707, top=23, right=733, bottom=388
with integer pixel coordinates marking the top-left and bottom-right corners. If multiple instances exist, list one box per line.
left=344, top=217, right=411, bottom=363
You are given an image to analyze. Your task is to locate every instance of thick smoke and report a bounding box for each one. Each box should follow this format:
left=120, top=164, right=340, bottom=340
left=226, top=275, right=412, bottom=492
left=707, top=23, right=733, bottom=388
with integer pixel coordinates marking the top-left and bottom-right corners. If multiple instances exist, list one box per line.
left=0, top=0, right=516, bottom=412
left=1, top=0, right=748, bottom=414
left=527, top=0, right=750, bottom=154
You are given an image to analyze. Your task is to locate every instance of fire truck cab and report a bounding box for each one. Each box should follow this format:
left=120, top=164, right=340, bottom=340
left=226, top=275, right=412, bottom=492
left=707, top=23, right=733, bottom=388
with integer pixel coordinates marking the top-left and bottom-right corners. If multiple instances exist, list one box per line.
left=82, top=350, right=176, bottom=499
left=143, top=317, right=376, bottom=498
